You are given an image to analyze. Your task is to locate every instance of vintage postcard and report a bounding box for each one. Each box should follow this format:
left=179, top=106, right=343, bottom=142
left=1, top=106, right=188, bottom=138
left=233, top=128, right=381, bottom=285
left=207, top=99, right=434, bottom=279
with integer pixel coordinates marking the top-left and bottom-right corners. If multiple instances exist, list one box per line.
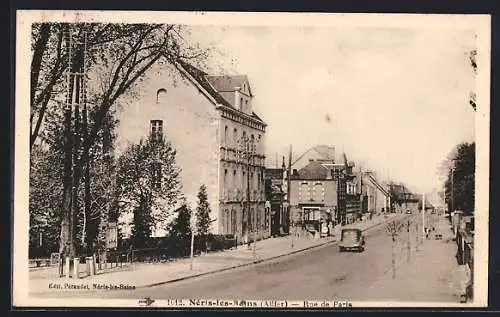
left=13, top=11, right=490, bottom=308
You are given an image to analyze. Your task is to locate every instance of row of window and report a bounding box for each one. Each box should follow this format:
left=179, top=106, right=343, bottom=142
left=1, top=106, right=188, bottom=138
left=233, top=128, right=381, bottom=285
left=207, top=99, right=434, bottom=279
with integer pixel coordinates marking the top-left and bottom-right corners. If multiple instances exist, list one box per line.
left=223, top=167, right=264, bottom=191
left=150, top=121, right=263, bottom=156
left=221, top=207, right=269, bottom=235
left=346, top=182, right=357, bottom=195
left=223, top=126, right=262, bottom=151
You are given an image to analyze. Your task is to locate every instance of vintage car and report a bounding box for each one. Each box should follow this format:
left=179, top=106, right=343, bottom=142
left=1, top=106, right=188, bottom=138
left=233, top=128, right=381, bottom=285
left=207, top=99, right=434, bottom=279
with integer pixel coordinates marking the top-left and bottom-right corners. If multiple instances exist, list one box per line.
left=338, top=228, right=365, bottom=252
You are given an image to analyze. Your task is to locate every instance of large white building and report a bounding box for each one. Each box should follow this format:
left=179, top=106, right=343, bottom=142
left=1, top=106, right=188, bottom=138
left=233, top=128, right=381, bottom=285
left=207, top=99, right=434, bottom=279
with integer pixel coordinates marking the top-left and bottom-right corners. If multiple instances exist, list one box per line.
left=116, top=58, right=269, bottom=243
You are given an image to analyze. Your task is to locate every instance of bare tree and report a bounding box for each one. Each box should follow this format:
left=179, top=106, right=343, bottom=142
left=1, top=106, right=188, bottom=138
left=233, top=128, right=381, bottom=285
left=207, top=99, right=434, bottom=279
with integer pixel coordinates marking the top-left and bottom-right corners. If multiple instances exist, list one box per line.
left=30, top=22, right=210, bottom=260
left=385, top=219, right=405, bottom=279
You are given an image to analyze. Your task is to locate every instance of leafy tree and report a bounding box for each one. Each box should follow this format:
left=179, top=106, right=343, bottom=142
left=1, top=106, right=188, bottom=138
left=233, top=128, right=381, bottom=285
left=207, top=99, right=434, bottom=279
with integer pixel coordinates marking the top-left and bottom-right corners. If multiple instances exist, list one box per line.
left=387, top=182, right=410, bottom=211
left=169, top=205, right=192, bottom=241
left=29, top=144, right=64, bottom=257
left=30, top=22, right=209, bottom=258
left=444, top=142, right=475, bottom=215
left=116, top=135, right=182, bottom=248
left=196, top=185, right=212, bottom=236
left=167, top=205, right=192, bottom=257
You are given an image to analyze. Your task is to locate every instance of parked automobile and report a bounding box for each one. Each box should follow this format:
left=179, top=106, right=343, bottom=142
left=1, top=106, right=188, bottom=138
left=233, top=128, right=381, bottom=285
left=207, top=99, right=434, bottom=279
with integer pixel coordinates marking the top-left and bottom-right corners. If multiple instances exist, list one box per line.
left=338, top=228, right=365, bottom=252
left=406, top=210, right=412, bottom=214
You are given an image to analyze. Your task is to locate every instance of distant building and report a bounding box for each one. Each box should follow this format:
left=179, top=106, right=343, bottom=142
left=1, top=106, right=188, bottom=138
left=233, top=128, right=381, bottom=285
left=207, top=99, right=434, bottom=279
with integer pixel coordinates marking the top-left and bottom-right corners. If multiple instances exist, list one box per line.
left=116, top=58, right=268, bottom=243
left=361, top=171, right=391, bottom=215
left=289, top=160, right=337, bottom=235
left=291, top=145, right=336, bottom=171
left=288, top=150, right=361, bottom=234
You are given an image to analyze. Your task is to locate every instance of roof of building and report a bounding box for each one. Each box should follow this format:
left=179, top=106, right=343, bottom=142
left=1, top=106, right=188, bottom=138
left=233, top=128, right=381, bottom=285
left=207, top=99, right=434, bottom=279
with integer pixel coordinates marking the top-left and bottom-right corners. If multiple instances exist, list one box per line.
left=292, top=145, right=336, bottom=166
left=365, top=173, right=390, bottom=196
left=206, top=75, right=252, bottom=95
left=293, top=160, right=330, bottom=180
left=177, top=60, right=263, bottom=123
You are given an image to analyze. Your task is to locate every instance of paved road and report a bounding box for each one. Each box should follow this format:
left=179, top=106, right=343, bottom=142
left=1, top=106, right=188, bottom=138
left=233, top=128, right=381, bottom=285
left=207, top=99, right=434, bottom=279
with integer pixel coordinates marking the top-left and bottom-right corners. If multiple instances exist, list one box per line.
left=37, top=215, right=417, bottom=301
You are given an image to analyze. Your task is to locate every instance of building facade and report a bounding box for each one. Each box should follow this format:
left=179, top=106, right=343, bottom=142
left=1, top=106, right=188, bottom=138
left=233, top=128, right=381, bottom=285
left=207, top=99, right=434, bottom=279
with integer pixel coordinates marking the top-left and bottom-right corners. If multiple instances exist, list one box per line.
left=289, top=160, right=337, bottom=235
left=116, top=59, right=268, bottom=243
left=291, top=145, right=336, bottom=171
left=361, top=171, right=391, bottom=216
left=264, top=162, right=288, bottom=236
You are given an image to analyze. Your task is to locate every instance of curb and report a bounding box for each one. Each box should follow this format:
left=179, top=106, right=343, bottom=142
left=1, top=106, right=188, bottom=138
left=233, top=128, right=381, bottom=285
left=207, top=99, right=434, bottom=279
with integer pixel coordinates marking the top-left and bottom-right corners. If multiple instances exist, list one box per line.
left=137, top=214, right=404, bottom=289
left=140, top=238, right=337, bottom=289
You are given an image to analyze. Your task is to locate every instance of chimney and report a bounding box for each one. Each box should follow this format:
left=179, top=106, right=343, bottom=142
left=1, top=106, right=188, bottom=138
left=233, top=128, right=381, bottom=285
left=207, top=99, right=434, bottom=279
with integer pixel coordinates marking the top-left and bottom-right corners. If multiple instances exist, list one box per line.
left=326, top=169, right=333, bottom=180
left=234, top=87, right=241, bottom=110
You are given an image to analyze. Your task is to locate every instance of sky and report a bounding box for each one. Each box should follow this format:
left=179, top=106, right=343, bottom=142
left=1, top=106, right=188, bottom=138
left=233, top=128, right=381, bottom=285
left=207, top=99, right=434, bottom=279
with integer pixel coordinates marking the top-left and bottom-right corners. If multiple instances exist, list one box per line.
left=185, top=24, right=477, bottom=194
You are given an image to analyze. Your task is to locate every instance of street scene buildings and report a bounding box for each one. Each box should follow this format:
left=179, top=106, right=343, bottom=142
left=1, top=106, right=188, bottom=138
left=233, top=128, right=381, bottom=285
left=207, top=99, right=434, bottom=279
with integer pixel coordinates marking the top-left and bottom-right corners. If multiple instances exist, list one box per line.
left=116, top=59, right=268, bottom=243
left=18, top=12, right=488, bottom=308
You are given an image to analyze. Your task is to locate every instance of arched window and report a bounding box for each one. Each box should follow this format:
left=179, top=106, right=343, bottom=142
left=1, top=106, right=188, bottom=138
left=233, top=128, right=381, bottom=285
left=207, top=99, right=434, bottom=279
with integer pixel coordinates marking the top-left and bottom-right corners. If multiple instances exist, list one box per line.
left=233, top=128, right=238, bottom=146
left=156, top=88, right=167, bottom=104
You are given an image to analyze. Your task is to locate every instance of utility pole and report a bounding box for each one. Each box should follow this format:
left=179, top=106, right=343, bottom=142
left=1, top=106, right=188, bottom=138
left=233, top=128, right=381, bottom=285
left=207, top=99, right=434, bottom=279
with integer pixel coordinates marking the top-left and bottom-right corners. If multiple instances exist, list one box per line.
left=407, top=219, right=411, bottom=262
left=60, top=25, right=89, bottom=277
left=288, top=145, right=293, bottom=248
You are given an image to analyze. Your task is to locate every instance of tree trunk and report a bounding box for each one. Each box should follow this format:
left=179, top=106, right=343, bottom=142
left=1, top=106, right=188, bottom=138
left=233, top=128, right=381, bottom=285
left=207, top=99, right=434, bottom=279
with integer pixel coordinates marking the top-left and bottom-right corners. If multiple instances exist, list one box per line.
left=82, top=105, right=92, bottom=255
left=30, top=23, right=51, bottom=108
left=60, top=105, right=74, bottom=259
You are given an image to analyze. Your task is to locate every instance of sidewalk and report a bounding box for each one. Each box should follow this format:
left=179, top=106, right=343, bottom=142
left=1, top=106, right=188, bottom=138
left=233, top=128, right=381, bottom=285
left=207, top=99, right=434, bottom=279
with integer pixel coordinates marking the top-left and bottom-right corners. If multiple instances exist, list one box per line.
left=29, top=213, right=402, bottom=296
left=359, top=214, right=462, bottom=303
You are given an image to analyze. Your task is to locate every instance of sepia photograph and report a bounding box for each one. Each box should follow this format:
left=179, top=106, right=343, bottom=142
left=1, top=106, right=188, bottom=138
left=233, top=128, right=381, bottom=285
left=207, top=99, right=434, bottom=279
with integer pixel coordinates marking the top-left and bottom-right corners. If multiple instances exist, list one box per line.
left=13, top=11, right=490, bottom=308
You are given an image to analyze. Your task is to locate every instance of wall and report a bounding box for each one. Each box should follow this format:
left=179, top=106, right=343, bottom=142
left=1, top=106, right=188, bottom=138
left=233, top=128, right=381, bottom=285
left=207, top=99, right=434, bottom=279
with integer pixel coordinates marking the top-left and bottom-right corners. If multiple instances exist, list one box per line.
left=115, top=62, right=221, bottom=234
left=289, top=179, right=337, bottom=222
left=217, top=105, right=267, bottom=241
